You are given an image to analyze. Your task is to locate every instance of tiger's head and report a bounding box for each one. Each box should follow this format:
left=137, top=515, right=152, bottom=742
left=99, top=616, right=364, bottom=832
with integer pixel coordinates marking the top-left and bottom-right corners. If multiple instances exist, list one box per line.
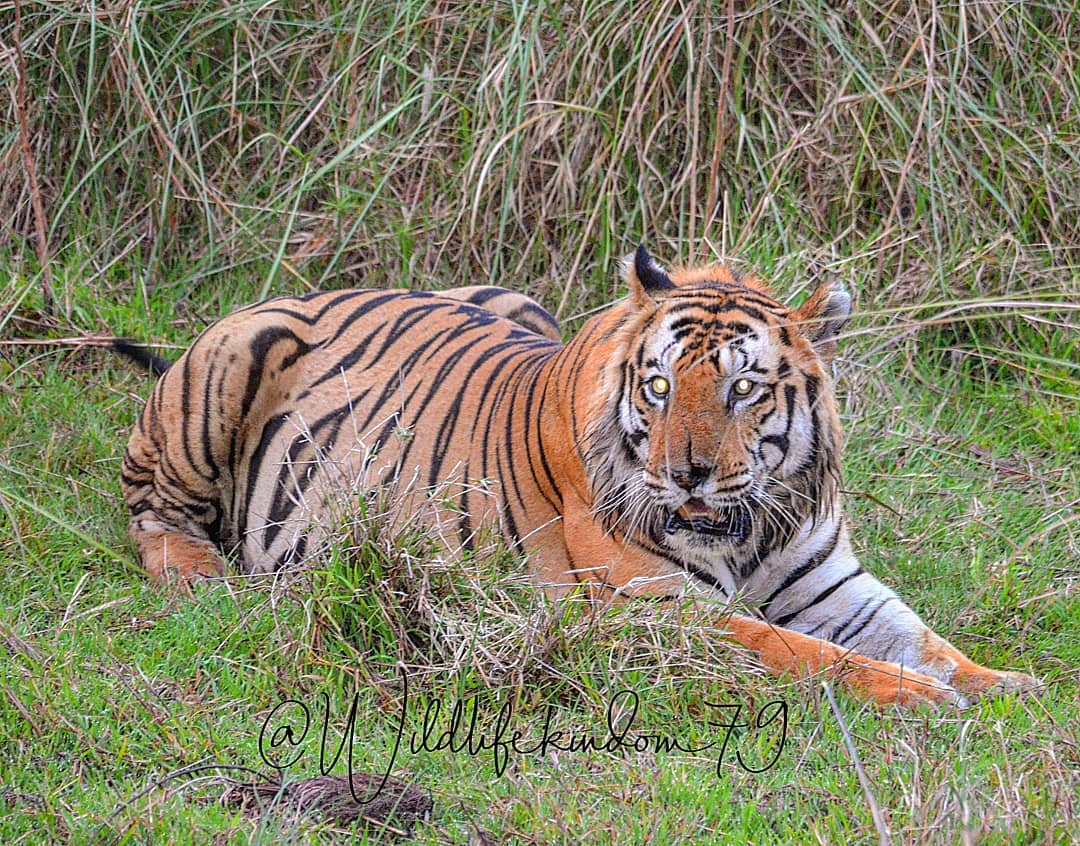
left=586, top=245, right=851, bottom=570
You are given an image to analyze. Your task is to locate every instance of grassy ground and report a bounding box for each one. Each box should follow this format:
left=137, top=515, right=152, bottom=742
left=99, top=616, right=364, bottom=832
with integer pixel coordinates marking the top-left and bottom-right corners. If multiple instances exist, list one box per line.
left=1, top=1, right=1077, bottom=843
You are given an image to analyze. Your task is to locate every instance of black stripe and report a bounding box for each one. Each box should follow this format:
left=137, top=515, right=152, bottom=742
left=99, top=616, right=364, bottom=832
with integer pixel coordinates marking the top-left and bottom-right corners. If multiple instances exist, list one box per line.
left=665, top=315, right=700, bottom=335
left=457, top=506, right=474, bottom=554
left=682, top=561, right=728, bottom=593
left=495, top=441, right=523, bottom=550
left=837, top=598, right=892, bottom=645
left=773, top=566, right=865, bottom=628
left=262, top=400, right=363, bottom=550
left=740, top=521, right=779, bottom=580
left=286, top=534, right=307, bottom=568
left=720, top=321, right=756, bottom=338
left=237, top=327, right=308, bottom=425
left=667, top=300, right=771, bottom=325
left=257, top=289, right=371, bottom=325
left=560, top=321, right=604, bottom=453
left=816, top=595, right=875, bottom=640
left=241, top=413, right=290, bottom=558
left=460, top=287, right=504, bottom=306
left=793, top=374, right=822, bottom=477
left=307, top=302, right=433, bottom=391
left=382, top=303, right=486, bottom=364
left=316, top=290, right=417, bottom=346
left=497, top=360, right=539, bottom=541
left=230, top=329, right=313, bottom=475
left=758, top=522, right=841, bottom=615
left=477, top=346, right=546, bottom=485
left=178, top=353, right=213, bottom=481
left=508, top=303, right=559, bottom=337
left=532, top=363, right=564, bottom=509
left=669, top=288, right=787, bottom=315
left=804, top=373, right=820, bottom=411
left=348, top=325, right=459, bottom=438
left=198, top=350, right=221, bottom=482
left=746, top=390, right=774, bottom=410
left=416, top=330, right=501, bottom=487
left=760, top=384, right=796, bottom=457
left=520, top=356, right=562, bottom=513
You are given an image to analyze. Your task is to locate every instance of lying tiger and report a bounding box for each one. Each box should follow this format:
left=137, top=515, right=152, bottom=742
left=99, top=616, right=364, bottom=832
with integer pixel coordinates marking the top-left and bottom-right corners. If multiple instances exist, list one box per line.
left=119, top=246, right=1040, bottom=708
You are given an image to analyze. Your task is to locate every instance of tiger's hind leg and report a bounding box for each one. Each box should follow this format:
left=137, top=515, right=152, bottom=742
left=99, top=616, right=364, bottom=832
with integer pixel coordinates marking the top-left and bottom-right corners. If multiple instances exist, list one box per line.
left=131, top=526, right=225, bottom=583
left=121, top=395, right=228, bottom=584
left=124, top=453, right=227, bottom=583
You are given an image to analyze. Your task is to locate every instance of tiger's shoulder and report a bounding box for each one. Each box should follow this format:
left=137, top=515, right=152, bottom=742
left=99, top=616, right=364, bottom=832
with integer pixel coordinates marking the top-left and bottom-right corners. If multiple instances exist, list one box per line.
left=438, top=285, right=560, bottom=341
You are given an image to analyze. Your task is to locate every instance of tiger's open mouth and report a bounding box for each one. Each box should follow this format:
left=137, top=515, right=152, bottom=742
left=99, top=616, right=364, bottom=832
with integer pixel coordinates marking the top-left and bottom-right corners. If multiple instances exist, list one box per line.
left=665, top=499, right=750, bottom=542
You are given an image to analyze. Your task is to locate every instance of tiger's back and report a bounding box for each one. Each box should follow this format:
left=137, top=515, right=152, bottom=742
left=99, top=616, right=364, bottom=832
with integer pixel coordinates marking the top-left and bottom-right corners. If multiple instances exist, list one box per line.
left=121, top=289, right=562, bottom=579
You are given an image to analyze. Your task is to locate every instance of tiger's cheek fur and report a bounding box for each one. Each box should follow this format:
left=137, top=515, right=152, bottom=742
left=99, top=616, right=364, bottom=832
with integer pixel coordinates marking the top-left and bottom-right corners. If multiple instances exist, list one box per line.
left=738, top=333, right=824, bottom=483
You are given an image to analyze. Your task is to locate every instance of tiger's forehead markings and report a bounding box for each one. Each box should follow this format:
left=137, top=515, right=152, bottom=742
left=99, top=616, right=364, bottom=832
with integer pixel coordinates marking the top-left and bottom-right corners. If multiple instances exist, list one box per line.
left=675, top=341, right=751, bottom=379
left=661, top=307, right=763, bottom=357
left=634, top=318, right=759, bottom=382
left=667, top=286, right=791, bottom=322
left=635, top=284, right=792, bottom=377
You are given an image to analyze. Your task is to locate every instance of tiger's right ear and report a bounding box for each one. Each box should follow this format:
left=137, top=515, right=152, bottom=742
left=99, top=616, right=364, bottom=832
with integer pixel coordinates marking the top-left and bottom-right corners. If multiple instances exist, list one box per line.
left=622, top=243, right=676, bottom=306
left=794, top=279, right=852, bottom=363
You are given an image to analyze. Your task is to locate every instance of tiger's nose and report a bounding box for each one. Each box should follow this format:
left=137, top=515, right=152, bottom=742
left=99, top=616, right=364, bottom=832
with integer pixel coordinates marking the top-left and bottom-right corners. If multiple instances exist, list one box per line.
left=669, top=462, right=711, bottom=492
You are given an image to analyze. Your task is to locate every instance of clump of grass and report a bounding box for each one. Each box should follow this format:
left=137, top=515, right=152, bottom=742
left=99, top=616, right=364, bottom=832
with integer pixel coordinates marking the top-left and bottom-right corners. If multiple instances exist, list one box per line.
left=296, top=474, right=763, bottom=711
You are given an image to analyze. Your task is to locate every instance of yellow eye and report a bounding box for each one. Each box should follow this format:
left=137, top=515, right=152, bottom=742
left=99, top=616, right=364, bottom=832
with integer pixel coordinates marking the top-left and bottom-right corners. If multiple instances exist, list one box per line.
left=648, top=375, right=671, bottom=398
left=732, top=377, right=755, bottom=397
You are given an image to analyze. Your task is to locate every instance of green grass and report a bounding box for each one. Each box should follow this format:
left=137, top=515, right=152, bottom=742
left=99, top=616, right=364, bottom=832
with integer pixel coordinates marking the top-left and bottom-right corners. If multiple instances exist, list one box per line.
left=1, top=0, right=1078, bottom=843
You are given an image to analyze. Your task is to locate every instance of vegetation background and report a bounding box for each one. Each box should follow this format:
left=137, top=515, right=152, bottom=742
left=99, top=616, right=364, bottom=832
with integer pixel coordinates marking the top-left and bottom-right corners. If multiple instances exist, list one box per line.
left=1, top=0, right=1077, bottom=843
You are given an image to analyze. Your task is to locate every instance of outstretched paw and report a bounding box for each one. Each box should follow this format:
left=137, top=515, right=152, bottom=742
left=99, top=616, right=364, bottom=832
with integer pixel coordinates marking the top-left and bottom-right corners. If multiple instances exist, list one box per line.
left=953, top=667, right=1043, bottom=699
left=917, top=632, right=1042, bottom=702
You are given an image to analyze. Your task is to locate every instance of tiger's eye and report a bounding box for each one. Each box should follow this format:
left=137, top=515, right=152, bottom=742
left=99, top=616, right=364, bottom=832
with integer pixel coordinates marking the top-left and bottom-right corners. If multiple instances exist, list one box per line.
left=732, top=377, right=755, bottom=397
left=648, top=375, right=671, bottom=398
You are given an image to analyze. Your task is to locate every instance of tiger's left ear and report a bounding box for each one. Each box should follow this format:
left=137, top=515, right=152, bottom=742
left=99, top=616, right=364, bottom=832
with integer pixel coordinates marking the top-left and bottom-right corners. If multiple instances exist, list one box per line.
left=623, top=243, right=676, bottom=307
left=794, top=280, right=851, bottom=363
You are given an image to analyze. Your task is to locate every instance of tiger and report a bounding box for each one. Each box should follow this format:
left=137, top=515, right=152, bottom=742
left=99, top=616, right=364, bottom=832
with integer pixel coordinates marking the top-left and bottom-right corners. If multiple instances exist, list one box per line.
left=118, top=246, right=1041, bottom=709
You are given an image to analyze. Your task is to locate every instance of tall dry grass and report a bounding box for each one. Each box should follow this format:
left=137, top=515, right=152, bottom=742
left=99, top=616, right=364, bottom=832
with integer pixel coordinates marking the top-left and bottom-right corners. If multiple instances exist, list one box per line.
left=3, top=0, right=1077, bottom=320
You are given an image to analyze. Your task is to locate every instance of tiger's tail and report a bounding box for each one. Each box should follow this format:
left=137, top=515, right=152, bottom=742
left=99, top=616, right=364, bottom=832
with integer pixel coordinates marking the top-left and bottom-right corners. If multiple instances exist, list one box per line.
left=112, top=338, right=173, bottom=377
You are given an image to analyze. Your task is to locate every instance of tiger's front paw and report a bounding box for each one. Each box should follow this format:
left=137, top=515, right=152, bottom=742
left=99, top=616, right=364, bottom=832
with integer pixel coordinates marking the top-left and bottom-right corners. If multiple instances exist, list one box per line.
left=952, top=667, right=1044, bottom=699
left=916, top=631, right=1042, bottom=701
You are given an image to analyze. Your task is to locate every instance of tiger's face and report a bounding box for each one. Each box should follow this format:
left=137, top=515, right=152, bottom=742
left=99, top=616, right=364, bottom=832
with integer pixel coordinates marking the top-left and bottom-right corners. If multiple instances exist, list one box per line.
left=631, top=305, right=804, bottom=544
left=590, top=246, right=850, bottom=561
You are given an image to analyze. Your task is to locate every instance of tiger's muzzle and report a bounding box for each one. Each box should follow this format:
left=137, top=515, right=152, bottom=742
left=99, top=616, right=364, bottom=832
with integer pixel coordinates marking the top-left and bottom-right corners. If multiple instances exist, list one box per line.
left=663, top=498, right=751, bottom=543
